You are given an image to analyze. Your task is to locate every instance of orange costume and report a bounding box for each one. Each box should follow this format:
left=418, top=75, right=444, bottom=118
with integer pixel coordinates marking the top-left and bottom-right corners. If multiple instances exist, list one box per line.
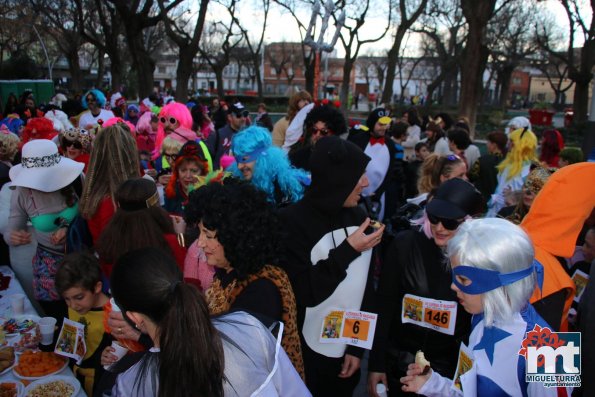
left=521, top=162, right=595, bottom=331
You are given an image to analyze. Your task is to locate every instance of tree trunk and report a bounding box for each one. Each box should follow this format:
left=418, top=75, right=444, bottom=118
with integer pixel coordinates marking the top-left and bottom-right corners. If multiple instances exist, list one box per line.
left=175, top=47, right=194, bottom=101
left=110, top=54, right=123, bottom=92
left=498, top=65, right=515, bottom=110
left=215, top=68, right=225, bottom=98
left=340, top=57, right=355, bottom=112
left=443, top=68, right=458, bottom=106
left=95, top=50, right=105, bottom=88
left=67, top=50, right=83, bottom=93
left=127, top=30, right=155, bottom=98
left=381, top=28, right=407, bottom=105
left=573, top=77, right=590, bottom=126
left=459, top=0, right=496, bottom=138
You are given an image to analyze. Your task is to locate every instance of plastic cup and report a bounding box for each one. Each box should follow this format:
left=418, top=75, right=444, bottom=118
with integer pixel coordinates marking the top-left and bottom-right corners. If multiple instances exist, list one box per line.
left=103, top=341, right=129, bottom=370
left=9, top=294, right=25, bottom=315
left=110, top=298, right=121, bottom=312
left=376, top=383, right=388, bottom=397
left=39, top=317, right=57, bottom=345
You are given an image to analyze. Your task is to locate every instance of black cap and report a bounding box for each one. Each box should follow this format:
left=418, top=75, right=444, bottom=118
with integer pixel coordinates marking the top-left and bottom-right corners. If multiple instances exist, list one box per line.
left=228, top=102, right=249, bottom=117
left=426, top=178, right=483, bottom=219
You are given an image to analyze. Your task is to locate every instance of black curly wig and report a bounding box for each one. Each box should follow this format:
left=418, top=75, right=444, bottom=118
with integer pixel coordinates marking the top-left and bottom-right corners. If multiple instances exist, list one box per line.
left=184, top=178, right=282, bottom=278
left=303, top=105, right=347, bottom=139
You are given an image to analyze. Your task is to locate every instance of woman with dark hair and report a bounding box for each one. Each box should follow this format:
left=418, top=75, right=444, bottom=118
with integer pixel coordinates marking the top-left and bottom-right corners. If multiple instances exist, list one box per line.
left=190, top=104, right=214, bottom=139
left=96, top=177, right=186, bottom=278
left=110, top=247, right=310, bottom=396
left=540, top=129, right=564, bottom=167
left=185, top=180, right=305, bottom=378
left=288, top=104, right=348, bottom=171
left=469, top=131, right=507, bottom=201
left=3, top=93, right=18, bottom=116
left=402, top=108, right=421, bottom=161
left=423, top=118, right=449, bottom=155
left=368, top=179, right=484, bottom=397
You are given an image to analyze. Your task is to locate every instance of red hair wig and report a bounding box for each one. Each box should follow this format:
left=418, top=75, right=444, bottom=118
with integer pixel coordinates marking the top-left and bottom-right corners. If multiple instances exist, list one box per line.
left=21, top=117, right=57, bottom=145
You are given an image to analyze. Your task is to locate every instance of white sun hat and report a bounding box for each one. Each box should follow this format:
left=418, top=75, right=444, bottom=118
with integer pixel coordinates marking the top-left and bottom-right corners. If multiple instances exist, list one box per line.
left=9, top=139, right=84, bottom=192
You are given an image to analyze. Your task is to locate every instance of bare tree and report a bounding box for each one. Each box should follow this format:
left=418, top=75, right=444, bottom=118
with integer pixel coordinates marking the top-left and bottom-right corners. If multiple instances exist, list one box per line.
left=30, top=0, right=87, bottom=92
left=75, top=0, right=126, bottom=90
left=414, top=0, right=465, bottom=108
left=334, top=0, right=391, bottom=110
left=0, top=2, right=37, bottom=66
left=536, top=0, right=594, bottom=127
left=380, top=0, right=429, bottom=104
left=487, top=2, right=538, bottom=109
left=227, top=0, right=270, bottom=99
left=267, top=41, right=301, bottom=94
left=198, top=15, right=243, bottom=98
left=395, top=34, right=424, bottom=104
left=458, top=0, right=505, bottom=137
left=108, top=0, right=167, bottom=98
left=158, top=0, right=209, bottom=101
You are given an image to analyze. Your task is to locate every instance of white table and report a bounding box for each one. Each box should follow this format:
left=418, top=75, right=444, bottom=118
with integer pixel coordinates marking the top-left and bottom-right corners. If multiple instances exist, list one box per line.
left=0, top=266, right=87, bottom=396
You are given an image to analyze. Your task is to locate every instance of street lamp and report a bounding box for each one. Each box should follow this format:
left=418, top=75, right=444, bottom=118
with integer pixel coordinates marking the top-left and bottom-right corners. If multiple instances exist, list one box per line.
left=304, top=0, right=345, bottom=100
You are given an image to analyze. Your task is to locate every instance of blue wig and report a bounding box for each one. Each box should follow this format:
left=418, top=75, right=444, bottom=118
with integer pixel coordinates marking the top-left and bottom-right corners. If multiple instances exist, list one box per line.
left=230, top=126, right=310, bottom=204
left=82, top=89, right=107, bottom=109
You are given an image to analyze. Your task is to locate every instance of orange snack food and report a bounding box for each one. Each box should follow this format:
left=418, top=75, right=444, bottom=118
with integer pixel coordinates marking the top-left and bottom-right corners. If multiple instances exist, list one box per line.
left=0, top=382, right=17, bottom=397
left=14, top=350, right=66, bottom=378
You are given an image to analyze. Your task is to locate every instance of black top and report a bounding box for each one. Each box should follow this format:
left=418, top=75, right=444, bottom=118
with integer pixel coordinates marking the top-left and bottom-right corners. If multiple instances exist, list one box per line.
left=217, top=268, right=282, bottom=326
left=368, top=229, right=471, bottom=377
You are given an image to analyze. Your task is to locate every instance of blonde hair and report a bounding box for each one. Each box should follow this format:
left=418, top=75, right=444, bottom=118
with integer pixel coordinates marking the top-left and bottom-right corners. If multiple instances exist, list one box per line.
left=497, top=128, right=538, bottom=180
left=417, top=154, right=465, bottom=194
left=0, top=131, right=20, bottom=161
left=80, top=124, right=140, bottom=219
left=160, top=136, right=183, bottom=155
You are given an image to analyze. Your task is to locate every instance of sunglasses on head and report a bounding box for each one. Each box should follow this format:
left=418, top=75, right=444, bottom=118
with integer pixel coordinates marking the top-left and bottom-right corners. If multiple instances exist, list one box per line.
left=64, top=141, right=83, bottom=149
left=427, top=213, right=464, bottom=231
left=160, top=116, right=178, bottom=125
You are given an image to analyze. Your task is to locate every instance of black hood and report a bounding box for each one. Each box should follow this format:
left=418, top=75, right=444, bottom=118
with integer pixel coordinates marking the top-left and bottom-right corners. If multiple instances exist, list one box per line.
left=304, top=136, right=370, bottom=213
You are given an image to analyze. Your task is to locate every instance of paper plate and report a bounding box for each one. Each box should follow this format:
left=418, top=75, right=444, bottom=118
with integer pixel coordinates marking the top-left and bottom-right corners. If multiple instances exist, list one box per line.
left=0, top=380, right=24, bottom=397
left=23, top=375, right=80, bottom=397
left=13, top=355, right=68, bottom=380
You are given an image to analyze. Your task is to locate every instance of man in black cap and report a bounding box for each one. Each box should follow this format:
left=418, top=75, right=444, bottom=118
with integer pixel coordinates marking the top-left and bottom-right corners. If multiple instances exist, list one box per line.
left=348, top=108, right=395, bottom=221
left=280, top=136, right=385, bottom=396
left=206, top=101, right=248, bottom=169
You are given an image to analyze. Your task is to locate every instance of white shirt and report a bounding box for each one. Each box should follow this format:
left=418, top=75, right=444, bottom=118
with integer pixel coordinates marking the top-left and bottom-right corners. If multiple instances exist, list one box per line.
left=78, top=109, right=115, bottom=129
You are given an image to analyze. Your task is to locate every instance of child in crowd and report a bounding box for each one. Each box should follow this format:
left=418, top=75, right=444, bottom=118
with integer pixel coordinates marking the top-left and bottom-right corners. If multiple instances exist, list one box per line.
left=56, top=252, right=112, bottom=396
left=399, top=218, right=562, bottom=396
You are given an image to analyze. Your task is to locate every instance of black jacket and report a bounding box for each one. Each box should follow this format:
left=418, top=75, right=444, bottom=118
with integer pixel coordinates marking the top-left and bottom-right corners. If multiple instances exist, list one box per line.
left=279, top=137, right=372, bottom=359
left=368, top=229, right=472, bottom=378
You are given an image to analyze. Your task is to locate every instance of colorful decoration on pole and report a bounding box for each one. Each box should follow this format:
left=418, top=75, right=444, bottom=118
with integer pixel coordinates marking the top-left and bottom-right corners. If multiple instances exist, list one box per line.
left=304, top=0, right=345, bottom=100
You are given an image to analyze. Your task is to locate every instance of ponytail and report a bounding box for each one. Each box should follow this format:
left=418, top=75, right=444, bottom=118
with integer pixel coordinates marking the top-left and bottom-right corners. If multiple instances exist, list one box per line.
left=418, top=154, right=441, bottom=194
left=158, top=282, right=224, bottom=397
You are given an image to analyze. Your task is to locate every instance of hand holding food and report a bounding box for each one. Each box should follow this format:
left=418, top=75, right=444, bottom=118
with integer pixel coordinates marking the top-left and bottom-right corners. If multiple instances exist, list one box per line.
left=415, top=350, right=431, bottom=374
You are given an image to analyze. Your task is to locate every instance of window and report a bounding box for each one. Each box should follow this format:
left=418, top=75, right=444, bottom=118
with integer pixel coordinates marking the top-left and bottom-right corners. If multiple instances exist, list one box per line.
left=512, top=77, right=522, bottom=85
left=158, top=66, right=166, bottom=74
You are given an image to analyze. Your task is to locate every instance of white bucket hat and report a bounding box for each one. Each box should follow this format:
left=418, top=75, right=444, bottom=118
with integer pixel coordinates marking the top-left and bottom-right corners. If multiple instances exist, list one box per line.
left=9, top=139, right=84, bottom=192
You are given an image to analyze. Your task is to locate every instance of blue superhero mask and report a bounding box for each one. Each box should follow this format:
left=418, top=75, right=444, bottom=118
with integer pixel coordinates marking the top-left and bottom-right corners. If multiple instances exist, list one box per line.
left=234, top=147, right=267, bottom=164
left=452, top=260, right=544, bottom=295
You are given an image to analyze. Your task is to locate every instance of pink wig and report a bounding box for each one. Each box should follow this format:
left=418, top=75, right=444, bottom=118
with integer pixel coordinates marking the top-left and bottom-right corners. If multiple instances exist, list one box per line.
left=103, top=117, right=136, bottom=134
left=136, top=112, right=156, bottom=137
left=154, top=102, right=193, bottom=159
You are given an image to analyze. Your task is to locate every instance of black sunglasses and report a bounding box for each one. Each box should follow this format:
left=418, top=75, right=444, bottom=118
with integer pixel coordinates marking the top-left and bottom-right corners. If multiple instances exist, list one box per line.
left=310, top=126, right=332, bottom=136
left=427, top=213, right=463, bottom=231
left=232, top=110, right=249, bottom=118
left=164, top=153, right=178, bottom=161
left=160, top=116, right=178, bottom=125
left=64, top=141, right=83, bottom=149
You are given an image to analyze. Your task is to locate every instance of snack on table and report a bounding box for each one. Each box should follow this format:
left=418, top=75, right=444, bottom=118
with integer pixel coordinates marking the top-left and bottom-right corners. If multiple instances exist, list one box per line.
left=2, top=319, right=36, bottom=335
left=0, top=347, right=15, bottom=372
left=415, top=350, right=431, bottom=374
left=0, top=382, right=18, bottom=397
left=26, top=380, right=75, bottom=397
left=12, top=325, right=41, bottom=353
left=14, top=351, right=66, bottom=378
